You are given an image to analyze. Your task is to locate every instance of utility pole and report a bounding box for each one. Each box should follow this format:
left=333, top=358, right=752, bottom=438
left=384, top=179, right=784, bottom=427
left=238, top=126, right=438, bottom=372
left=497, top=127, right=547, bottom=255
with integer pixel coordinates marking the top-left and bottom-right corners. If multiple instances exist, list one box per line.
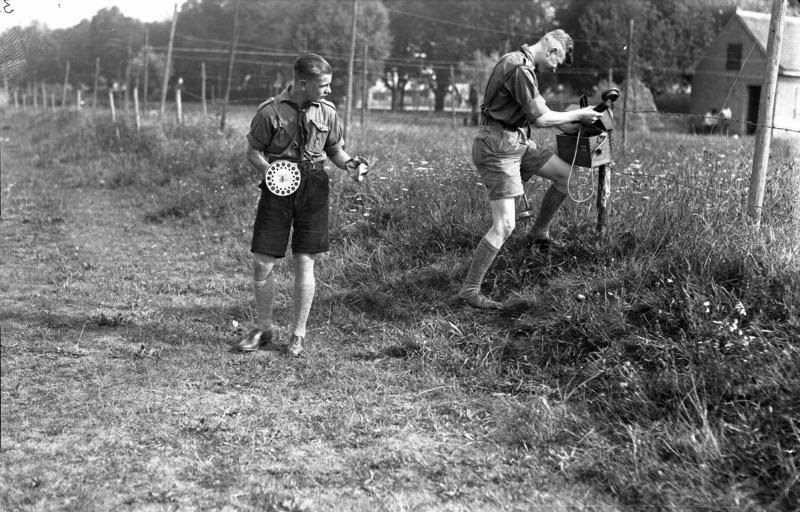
left=124, top=33, right=132, bottom=112
left=748, top=0, right=788, bottom=225
left=622, top=18, right=634, bottom=150
left=344, top=0, right=358, bottom=141
left=160, top=3, right=178, bottom=116
left=93, top=57, right=100, bottom=112
left=143, top=27, right=149, bottom=111
left=450, top=65, right=456, bottom=130
left=201, top=61, right=207, bottom=116
left=361, top=38, right=368, bottom=127
left=220, top=0, right=241, bottom=131
left=62, top=60, right=70, bottom=107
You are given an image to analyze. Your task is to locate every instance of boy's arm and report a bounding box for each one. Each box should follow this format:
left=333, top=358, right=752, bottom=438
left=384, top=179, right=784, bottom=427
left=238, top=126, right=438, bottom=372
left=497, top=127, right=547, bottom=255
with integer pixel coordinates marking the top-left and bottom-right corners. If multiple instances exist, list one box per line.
left=328, top=147, right=369, bottom=181
left=246, top=147, right=269, bottom=174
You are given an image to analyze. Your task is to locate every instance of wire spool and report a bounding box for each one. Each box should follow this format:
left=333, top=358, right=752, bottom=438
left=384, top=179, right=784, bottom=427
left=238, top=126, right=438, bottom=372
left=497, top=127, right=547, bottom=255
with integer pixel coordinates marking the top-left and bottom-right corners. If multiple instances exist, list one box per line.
left=264, top=160, right=301, bottom=196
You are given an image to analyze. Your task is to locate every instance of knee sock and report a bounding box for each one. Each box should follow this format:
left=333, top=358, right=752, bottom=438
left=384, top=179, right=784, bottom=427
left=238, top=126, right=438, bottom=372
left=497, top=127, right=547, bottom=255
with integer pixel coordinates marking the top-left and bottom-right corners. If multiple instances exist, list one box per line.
left=254, top=272, right=275, bottom=332
left=291, top=279, right=316, bottom=338
left=459, top=237, right=500, bottom=298
left=529, top=185, right=568, bottom=240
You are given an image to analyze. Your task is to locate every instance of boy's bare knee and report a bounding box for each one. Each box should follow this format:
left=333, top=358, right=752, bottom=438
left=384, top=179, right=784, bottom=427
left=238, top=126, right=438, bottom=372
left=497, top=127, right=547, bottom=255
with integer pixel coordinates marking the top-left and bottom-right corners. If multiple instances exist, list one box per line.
left=252, top=253, right=276, bottom=281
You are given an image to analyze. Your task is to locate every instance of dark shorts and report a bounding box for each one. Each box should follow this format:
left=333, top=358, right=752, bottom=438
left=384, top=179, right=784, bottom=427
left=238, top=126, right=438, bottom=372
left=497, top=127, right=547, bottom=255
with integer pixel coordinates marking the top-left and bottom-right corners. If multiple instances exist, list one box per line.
left=472, top=124, right=554, bottom=200
left=251, top=168, right=330, bottom=257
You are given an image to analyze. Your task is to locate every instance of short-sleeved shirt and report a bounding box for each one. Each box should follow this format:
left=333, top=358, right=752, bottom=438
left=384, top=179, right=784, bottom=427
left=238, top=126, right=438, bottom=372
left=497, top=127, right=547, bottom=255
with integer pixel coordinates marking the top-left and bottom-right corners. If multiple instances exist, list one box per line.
left=482, top=44, right=547, bottom=129
left=246, top=86, right=344, bottom=164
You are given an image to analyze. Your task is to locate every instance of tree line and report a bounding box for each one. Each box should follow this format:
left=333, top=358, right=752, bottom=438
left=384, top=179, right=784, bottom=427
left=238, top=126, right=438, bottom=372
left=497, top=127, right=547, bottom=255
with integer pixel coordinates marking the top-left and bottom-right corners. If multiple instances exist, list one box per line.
left=3, top=0, right=796, bottom=111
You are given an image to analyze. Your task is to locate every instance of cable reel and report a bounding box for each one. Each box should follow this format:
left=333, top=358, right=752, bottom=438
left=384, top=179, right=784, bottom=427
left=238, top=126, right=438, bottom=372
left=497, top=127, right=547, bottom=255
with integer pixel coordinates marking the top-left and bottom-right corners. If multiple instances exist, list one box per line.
left=265, top=160, right=302, bottom=196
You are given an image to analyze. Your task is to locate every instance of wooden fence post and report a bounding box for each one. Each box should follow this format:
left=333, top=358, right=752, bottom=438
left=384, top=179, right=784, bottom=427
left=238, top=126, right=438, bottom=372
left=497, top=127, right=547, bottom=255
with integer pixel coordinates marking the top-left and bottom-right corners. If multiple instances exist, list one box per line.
left=109, top=90, right=116, bottom=123
left=201, top=61, right=207, bottom=116
left=596, top=164, right=611, bottom=232
left=93, top=57, right=100, bottom=112
left=134, top=86, right=141, bottom=132
left=62, top=60, right=70, bottom=107
left=176, top=77, right=183, bottom=124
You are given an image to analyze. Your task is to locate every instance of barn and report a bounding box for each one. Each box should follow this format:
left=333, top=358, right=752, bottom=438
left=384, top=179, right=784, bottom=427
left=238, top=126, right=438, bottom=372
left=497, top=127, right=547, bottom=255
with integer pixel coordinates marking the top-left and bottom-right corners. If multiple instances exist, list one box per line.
left=690, top=8, right=800, bottom=136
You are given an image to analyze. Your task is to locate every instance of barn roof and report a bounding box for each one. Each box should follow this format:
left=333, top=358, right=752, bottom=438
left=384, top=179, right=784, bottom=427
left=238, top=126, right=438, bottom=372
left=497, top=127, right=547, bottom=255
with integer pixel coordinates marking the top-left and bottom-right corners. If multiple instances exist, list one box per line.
left=735, top=8, right=800, bottom=74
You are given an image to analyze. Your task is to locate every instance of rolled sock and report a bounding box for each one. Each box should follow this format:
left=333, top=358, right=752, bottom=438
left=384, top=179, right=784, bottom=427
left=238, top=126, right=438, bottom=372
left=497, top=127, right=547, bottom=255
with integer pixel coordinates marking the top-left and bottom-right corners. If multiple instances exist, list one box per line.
left=459, top=237, right=500, bottom=298
left=254, top=272, right=275, bottom=332
left=291, top=280, right=315, bottom=338
left=529, top=185, right=568, bottom=240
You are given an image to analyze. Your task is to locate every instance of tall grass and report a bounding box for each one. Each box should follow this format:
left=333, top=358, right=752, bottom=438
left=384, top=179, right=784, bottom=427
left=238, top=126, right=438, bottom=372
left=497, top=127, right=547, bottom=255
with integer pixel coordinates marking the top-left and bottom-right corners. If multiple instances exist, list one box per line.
left=16, top=108, right=800, bottom=509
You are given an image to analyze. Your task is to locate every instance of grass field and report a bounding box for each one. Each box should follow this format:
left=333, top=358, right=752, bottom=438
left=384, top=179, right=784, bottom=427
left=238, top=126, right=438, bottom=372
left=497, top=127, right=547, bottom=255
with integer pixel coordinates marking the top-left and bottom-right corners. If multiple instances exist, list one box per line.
left=1, top=106, right=799, bottom=511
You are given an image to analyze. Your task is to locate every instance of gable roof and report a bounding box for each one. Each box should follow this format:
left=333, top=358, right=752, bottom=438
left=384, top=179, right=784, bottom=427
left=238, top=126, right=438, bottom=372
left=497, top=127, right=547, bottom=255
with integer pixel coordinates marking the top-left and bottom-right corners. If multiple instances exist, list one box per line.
left=735, top=8, right=800, bottom=74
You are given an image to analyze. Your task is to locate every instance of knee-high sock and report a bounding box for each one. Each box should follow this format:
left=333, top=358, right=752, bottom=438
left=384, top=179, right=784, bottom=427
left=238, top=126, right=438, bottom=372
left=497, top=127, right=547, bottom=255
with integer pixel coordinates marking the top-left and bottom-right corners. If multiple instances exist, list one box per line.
left=459, top=237, right=500, bottom=298
left=254, top=272, right=275, bottom=332
left=529, top=185, right=568, bottom=240
left=291, top=279, right=315, bottom=338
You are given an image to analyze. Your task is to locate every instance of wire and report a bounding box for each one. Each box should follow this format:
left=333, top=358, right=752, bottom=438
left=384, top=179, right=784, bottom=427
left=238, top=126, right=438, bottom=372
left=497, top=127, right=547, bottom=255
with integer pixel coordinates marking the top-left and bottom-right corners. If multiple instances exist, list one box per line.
left=564, top=125, right=595, bottom=204
left=619, top=108, right=800, bottom=135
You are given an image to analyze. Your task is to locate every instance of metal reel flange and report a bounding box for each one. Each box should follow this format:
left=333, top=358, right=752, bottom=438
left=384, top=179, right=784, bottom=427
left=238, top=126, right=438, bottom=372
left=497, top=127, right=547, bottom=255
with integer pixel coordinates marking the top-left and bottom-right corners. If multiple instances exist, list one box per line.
left=265, top=160, right=301, bottom=196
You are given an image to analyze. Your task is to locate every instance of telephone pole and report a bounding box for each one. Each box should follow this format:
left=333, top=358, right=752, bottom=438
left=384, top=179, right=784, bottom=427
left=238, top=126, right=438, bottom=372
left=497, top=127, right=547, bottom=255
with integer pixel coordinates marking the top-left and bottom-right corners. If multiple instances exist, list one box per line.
left=160, top=4, right=178, bottom=116
left=748, top=0, right=788, bottom=225
left=220, top=0, right=241, bottom=131
left=344, top=0, right=358, bottom=141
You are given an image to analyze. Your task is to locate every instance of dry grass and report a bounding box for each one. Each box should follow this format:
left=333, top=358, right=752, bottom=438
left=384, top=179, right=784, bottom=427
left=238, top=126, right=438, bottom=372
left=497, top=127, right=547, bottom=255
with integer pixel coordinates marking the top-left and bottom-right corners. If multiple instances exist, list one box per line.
left=1, top=107, right=798, bottom=511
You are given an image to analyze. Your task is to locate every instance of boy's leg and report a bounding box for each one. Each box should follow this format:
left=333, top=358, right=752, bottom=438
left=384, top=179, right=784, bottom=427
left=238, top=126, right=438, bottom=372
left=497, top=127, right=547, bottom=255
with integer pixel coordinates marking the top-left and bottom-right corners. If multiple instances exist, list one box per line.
left=238, top=252, right=278, bottom=351
left=290, top=253, right=316, bottom=339
left=522, top=154, right=570, bottom=243
left=287, top=253, right=315, bottom=356
left=240, top=187, right=292, bottom=352
left=459, top=198, right=516, bottom=308
left=253, top=253, right=277, bottom=331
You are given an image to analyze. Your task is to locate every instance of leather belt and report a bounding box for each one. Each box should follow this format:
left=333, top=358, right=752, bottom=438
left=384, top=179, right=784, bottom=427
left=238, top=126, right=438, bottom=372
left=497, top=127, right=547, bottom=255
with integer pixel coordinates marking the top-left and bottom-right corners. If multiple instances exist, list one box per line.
left=484, top=117, right=520, bottom=131
left=267, top=158, right=324, bottom=172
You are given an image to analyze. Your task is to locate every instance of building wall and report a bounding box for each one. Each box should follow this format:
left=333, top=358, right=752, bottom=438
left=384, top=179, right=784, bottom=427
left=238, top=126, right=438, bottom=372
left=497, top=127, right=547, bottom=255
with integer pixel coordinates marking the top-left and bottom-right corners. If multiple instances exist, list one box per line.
left=691, top=17, right=772, bottom=135
left=774, top=76, right=800, bottom=131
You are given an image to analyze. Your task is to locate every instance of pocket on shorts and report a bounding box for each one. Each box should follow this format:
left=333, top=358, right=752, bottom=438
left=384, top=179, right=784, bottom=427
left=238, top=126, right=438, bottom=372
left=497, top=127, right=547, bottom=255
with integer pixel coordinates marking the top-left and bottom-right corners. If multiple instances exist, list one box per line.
left=301, top=169, right=330, bottom=213
left=496, top=130, right=521, bottom=154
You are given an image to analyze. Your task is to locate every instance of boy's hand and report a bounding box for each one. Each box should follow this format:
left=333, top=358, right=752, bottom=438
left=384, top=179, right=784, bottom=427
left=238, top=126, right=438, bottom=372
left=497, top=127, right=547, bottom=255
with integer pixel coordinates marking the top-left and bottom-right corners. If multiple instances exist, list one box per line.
left=345, top=156, right=370, bottom=182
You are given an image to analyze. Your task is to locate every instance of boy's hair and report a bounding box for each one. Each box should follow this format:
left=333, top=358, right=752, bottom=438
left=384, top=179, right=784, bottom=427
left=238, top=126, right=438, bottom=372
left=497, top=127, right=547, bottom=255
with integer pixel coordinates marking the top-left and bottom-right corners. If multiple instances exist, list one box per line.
left=293, top=53, right=332, bottom=80
left=540, top=29, right=574, bottom=66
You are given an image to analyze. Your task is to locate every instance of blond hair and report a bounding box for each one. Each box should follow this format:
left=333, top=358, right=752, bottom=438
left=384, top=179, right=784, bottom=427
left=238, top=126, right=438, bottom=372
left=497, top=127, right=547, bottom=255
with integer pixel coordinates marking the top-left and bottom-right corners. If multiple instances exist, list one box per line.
left=540, top=29, right=574, bottom=65
left=542, top=29, right=573, bottom=51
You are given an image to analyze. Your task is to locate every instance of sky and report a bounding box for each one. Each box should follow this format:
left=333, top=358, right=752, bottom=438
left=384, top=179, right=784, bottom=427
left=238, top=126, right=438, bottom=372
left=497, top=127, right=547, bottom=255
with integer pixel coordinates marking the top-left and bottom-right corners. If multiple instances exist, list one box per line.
left=0, top=0, right=186, bottom=31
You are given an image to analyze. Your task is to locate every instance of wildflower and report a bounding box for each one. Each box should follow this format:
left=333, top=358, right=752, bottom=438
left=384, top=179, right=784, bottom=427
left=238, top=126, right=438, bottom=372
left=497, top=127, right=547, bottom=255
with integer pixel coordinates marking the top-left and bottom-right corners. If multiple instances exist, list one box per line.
left=734, top=301, right=746, bottom=317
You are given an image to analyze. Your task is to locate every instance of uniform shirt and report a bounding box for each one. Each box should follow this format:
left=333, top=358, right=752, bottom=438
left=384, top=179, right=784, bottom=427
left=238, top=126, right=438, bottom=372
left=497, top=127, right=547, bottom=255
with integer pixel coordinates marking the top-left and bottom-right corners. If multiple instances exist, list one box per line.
left=247, top=86, right=344, bottom=163
left=482, top=44, right=547, bottom=129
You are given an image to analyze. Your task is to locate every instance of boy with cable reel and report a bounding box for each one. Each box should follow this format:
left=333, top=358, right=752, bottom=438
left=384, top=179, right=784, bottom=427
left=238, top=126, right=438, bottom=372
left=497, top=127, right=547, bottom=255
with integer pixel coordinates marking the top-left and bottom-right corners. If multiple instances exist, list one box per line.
left=238, top=53, right=369, bottom=356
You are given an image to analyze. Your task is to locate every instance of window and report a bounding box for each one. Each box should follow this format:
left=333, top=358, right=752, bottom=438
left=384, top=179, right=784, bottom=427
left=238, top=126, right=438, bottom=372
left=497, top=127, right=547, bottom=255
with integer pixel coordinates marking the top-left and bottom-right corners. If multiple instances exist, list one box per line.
left=726, top=43, right=743, bottom=71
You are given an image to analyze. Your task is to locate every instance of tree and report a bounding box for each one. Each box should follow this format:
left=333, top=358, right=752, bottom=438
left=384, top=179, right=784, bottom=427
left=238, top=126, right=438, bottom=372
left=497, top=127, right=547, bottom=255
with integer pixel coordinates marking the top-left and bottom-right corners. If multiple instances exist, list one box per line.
left=287, top=0, right=391, bottom=105
left=385, top=0, right=555, bottom=111
left=558, top=0, right=799, bottom=96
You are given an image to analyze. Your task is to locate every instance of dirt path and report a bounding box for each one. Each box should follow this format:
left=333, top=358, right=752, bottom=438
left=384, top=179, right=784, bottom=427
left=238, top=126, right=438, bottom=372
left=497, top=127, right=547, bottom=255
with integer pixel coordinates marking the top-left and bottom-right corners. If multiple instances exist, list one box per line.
left=1, top=135, right=619, bottom=511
